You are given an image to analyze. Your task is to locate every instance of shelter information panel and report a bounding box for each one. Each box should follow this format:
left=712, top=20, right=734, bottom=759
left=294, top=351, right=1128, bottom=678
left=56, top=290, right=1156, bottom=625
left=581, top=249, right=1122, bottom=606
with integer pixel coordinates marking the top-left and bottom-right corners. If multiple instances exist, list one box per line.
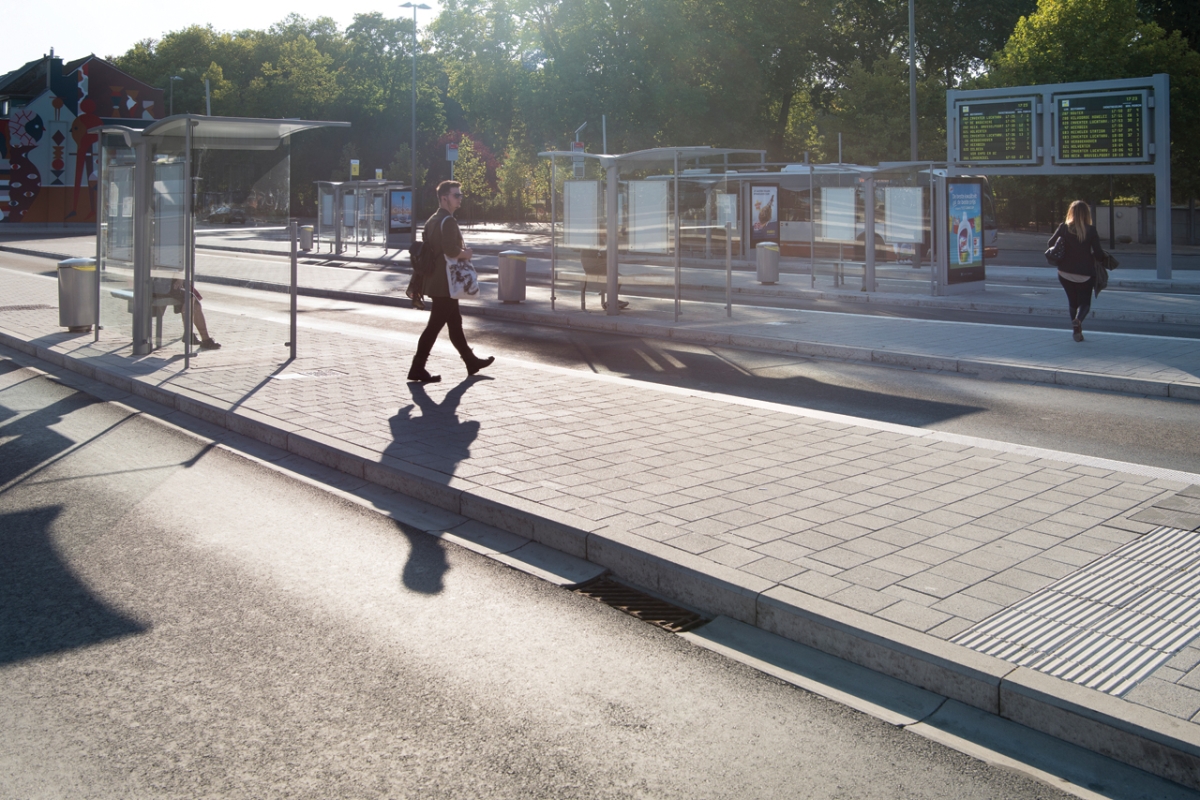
left=957, top=98, right=1036, bottom=164
left=1056, top=91, right=1148, bottom=163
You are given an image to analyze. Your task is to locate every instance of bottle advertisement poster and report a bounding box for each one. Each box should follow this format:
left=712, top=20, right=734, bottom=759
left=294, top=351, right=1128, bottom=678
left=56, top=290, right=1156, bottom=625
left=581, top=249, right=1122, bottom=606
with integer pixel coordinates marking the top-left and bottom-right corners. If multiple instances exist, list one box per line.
left=946, top=179, right=986, bottom=284
left=750, top=184, right=779, bottom=246
left=389, top=190, right=413, bottom=232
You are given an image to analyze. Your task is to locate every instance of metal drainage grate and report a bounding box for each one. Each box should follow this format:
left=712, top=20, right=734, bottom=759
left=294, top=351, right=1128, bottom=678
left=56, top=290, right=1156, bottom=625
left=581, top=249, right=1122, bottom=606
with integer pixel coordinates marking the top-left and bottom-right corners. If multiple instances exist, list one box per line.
left=0, top=304, right=54, bottom=312
left=575, top=575, right=708, bottom=633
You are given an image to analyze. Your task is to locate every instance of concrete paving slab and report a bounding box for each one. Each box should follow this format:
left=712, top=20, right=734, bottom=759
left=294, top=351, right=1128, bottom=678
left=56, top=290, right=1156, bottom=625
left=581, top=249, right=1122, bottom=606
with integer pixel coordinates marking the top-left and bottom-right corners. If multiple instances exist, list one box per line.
left=5, top=236, right=1200, bottom=788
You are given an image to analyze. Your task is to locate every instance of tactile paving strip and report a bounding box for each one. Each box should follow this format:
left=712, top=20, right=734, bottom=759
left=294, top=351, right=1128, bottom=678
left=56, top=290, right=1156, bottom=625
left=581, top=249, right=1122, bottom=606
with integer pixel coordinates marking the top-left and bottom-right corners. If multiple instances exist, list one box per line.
left=953, top=526, right=1200, bottom=696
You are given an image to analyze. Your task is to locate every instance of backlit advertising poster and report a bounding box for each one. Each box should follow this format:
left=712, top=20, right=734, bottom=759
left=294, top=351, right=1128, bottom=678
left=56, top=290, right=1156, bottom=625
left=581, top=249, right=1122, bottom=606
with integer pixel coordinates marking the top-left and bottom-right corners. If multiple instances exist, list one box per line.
left=947, top=179, right=985, bottom=284
left=389, top=190, right=413, bottom=232
left=750, top=184, right=779, bottom=246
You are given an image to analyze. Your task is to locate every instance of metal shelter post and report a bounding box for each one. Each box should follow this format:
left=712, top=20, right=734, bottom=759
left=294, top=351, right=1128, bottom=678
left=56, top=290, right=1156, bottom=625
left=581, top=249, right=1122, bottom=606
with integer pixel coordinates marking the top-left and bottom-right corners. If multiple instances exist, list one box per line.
left=551, top=156, right=557, bottom=311
left=183, top=120, right=194, bottom=369
left=810, top=164, right=816, bottom=289
left=863, top=175, right=876, bottom=292
left=1154, top=72, right=1171, bottom=279
left=725, top=222, right=732, bottom=317
left=606, top=160, right=619, bottom=316
left=93, top=145, right=104, bottom=344
left=132, top=136, right=152, bottom=356
left=289, top=220, right=298, bottom=361
left=673, top=151, right=681, bottom=322
left=934, top=172, right=947, bottom=296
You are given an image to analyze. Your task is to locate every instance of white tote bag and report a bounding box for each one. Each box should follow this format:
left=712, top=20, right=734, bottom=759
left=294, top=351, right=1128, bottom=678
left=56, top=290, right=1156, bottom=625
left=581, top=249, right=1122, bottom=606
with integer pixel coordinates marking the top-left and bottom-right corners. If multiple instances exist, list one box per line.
left=445, top=256, right=480, bottom=299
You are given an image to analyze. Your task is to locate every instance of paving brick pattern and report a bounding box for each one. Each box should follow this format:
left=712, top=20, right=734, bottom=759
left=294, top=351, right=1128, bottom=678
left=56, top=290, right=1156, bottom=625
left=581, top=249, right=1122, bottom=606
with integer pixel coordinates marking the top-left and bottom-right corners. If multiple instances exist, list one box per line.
left=3, top=261, right=1200, bottom=724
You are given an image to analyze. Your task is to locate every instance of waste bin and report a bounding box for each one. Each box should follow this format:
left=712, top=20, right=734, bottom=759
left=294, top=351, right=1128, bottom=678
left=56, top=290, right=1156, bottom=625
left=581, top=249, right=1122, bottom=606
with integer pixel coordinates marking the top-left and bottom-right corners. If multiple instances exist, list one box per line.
left=299, top=225, right=314, bottom=250
left=497, top=250, right=527, bottom=303
left=756, top=242, right=780, bottom=284
left=57, top=257, right=97, bottom=332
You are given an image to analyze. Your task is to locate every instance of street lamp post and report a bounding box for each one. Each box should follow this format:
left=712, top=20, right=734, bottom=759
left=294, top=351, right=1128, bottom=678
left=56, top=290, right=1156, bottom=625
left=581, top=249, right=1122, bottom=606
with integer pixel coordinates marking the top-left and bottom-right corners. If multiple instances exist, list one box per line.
left=169, top=75, right=183, bottom=116
left=400, top=2, right=431, bottom=240
left=908, top=0, right=917, bottom=161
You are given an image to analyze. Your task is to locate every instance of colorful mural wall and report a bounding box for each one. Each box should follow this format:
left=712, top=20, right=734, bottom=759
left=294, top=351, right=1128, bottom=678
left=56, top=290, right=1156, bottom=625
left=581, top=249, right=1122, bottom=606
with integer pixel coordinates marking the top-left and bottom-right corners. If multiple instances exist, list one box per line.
left=0, top=56, right=163, bottom=225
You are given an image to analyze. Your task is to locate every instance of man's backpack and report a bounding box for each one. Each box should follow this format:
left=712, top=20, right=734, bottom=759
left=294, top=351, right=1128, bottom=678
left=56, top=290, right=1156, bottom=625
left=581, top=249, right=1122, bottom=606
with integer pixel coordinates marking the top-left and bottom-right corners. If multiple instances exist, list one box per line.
left=405, top=215, right=452, bottom=309
left=410, top=215, right=454, bottom=276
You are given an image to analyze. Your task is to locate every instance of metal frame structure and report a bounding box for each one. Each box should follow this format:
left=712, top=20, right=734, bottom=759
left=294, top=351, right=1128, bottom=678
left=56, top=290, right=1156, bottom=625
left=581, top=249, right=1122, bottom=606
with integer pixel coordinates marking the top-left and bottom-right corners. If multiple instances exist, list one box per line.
left=539, top=146, right=765, bottom=317
left=96, top=114, right=349, bottom=361
left=314, top=179, right=411, bottom=255
left=947, top=74, right=1172, bottom=278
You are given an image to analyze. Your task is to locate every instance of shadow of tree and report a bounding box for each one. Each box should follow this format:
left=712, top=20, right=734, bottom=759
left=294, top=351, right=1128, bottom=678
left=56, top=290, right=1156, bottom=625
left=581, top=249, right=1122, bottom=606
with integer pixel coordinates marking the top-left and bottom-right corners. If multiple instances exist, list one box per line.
left=0, top=506, right=147, bottom=665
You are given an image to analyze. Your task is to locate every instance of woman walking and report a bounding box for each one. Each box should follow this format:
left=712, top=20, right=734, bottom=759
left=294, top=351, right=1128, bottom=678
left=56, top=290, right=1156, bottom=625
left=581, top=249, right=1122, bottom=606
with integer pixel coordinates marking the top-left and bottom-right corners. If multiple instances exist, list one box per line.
left=407, top=180, right=494, bottom=383
left=1048, top=200, right=1105, bottom=342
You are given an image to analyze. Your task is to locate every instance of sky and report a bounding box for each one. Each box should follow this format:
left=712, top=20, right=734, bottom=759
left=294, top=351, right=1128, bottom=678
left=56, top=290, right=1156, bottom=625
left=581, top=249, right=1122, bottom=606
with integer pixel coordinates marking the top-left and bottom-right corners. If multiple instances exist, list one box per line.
left=9, top=1, right=444, bottom=69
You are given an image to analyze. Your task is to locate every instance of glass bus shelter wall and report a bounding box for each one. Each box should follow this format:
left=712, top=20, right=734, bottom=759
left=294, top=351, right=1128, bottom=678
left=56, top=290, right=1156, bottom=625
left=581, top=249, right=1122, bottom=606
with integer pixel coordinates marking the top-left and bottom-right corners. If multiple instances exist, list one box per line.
left=97, top=124, right=297, bottom=362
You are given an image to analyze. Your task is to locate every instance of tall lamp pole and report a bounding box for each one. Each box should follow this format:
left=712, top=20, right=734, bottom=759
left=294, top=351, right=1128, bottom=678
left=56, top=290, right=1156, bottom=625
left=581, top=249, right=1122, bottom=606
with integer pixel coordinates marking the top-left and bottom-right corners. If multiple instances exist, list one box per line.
left=400, top=2, right=431, bottom=238
left=169, top=75, right=183, bottom=116
left=908, top=0, right=917, bottom=161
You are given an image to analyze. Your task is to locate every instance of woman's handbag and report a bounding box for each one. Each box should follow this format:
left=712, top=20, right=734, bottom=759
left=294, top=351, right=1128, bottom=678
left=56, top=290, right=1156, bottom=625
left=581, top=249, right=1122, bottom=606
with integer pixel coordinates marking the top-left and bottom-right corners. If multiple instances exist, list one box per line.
left=446, top=257, right=480, bottom=299
left=1045, top=237, right=1066, bottom=267
left=1094, top=262, right=1109, bottom=296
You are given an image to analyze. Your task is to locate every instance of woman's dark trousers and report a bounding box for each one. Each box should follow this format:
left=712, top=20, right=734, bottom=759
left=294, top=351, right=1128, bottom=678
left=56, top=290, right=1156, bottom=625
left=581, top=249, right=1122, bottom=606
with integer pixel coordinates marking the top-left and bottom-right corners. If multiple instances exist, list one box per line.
left=1058, top=275, right=1095, bottom=322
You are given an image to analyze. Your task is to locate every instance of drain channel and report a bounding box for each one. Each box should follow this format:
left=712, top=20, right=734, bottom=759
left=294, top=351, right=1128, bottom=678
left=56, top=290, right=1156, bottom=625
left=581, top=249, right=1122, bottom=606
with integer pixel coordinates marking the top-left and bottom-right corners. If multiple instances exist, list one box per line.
left=0, top=304, right=54, bottom=312
left=575, top=575, right=708, bottom=633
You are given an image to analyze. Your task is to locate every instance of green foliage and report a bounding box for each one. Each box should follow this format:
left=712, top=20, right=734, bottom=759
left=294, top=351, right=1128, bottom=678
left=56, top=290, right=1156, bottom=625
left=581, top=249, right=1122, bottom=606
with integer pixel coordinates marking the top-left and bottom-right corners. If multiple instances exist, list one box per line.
left=818, top=55, right=947, bottom=164
left=985, top=0, right=1200, bottom=200
left=105, top=0, right=1200, bottom=220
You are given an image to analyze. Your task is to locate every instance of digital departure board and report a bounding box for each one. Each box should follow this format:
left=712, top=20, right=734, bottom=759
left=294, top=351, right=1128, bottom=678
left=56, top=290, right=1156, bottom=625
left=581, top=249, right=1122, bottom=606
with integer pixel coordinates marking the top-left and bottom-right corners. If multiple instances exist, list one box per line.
left=957, top=98, right=1036, bottom=164
left=1056, top=91, right=1148, bottom=163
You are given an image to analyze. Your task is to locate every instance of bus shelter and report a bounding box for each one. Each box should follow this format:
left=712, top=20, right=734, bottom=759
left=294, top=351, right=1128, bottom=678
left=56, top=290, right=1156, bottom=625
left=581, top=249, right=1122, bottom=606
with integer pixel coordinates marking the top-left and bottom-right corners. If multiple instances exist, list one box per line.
left=95, top=115, right=349, bottom=363
left=538, top=146, right=766, bottom=318
left=314, top=180, right=412, bottom=255
left=539, top=148, right=957, bottom=315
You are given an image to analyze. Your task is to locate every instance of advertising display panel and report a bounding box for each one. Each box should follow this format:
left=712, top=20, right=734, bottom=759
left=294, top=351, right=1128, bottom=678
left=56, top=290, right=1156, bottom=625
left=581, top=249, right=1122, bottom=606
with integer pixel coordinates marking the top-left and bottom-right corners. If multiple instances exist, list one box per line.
left=947, top=178, right=985, bottom=284
left=884, top=187, right=924, bottom=244
left=1055, top=91, right=1148, bottom=163
left=750, top=184, right=779, bottom=246
left=564, top=180, right=600, bottom=249
left=716, top=193, right=737, bottom=230
left=628, top=180, right=669, bottom=252
left=818, top=187, right=856, bottom=242
left=389, top=190, right=413, bottom=232
left=956, top=97, right=1036, bottom=164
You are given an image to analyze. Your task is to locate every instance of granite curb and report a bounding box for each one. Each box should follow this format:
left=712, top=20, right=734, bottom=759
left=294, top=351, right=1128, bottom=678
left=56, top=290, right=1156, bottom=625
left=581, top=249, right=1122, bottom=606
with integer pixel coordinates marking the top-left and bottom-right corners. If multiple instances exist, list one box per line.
left=2, top=325, right=1199, bottom=789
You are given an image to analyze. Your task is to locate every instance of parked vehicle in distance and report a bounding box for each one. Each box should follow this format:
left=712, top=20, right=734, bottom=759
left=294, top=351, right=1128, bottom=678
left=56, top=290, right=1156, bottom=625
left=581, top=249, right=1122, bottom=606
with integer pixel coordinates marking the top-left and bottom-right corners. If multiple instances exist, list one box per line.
left=206, top=206, right=248, bottom=225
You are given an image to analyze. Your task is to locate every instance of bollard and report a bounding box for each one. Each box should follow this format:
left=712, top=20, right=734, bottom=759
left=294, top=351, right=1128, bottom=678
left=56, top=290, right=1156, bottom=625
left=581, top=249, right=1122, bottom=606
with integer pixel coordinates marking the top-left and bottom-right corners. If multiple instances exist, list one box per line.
left=497, top=250, right=527, bottom=303
left=57, top=257, right=97, bottom=332
left=756, top=241, right=780, bottom=285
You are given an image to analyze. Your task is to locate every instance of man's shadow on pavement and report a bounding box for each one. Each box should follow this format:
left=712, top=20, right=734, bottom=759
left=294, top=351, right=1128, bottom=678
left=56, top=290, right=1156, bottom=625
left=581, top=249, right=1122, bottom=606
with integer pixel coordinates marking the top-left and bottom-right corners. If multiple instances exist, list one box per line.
left=385, top=376, right=491, bottom=595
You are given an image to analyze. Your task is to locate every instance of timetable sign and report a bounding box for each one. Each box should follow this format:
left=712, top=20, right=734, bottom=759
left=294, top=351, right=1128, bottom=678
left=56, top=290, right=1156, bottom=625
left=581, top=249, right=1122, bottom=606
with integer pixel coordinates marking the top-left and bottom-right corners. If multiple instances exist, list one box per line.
left=1056, top=91, right=1149, bottom=163
left=957, top=98, right=1036, bottom=164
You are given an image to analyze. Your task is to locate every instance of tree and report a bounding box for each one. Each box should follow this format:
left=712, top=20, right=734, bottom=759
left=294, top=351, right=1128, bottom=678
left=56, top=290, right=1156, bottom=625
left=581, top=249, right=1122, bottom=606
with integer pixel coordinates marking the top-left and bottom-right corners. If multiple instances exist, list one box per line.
left=1139, top=1, right=1200, bottom=52
left=818, top=55, right=946, bottom=164
left=984, top=0, right=1200, bottom=200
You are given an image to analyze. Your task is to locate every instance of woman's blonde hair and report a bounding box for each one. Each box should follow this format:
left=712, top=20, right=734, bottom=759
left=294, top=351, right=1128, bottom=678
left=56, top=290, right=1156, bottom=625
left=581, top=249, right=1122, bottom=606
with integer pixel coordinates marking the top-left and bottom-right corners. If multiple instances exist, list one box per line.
left=1066, top=200, right=1092, bottom=241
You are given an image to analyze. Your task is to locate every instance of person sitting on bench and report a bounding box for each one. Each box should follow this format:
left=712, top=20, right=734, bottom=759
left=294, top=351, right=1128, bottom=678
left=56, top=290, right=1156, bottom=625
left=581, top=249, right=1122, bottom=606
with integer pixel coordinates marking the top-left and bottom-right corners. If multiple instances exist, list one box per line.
left=153, top=278, right=221, bottom=350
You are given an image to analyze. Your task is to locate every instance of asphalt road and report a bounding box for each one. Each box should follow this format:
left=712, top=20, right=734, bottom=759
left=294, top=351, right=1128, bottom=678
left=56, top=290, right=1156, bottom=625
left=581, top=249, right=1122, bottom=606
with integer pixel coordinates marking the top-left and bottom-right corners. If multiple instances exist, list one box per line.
left=0, top=356, right=1081, bottom=800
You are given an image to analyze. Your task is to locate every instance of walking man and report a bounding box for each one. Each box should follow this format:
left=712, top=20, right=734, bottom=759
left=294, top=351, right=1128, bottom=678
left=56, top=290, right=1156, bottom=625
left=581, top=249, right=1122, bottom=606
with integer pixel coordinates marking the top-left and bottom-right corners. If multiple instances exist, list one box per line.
left=407, top=180, right=494, bottom=383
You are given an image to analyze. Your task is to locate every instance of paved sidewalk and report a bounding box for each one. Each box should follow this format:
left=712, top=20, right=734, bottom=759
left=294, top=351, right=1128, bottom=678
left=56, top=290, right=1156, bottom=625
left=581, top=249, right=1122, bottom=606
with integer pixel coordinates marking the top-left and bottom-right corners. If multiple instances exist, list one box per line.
left=3, top=244, right=1200, bottom=787
left=3, top=234, right=1199, bottom=399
